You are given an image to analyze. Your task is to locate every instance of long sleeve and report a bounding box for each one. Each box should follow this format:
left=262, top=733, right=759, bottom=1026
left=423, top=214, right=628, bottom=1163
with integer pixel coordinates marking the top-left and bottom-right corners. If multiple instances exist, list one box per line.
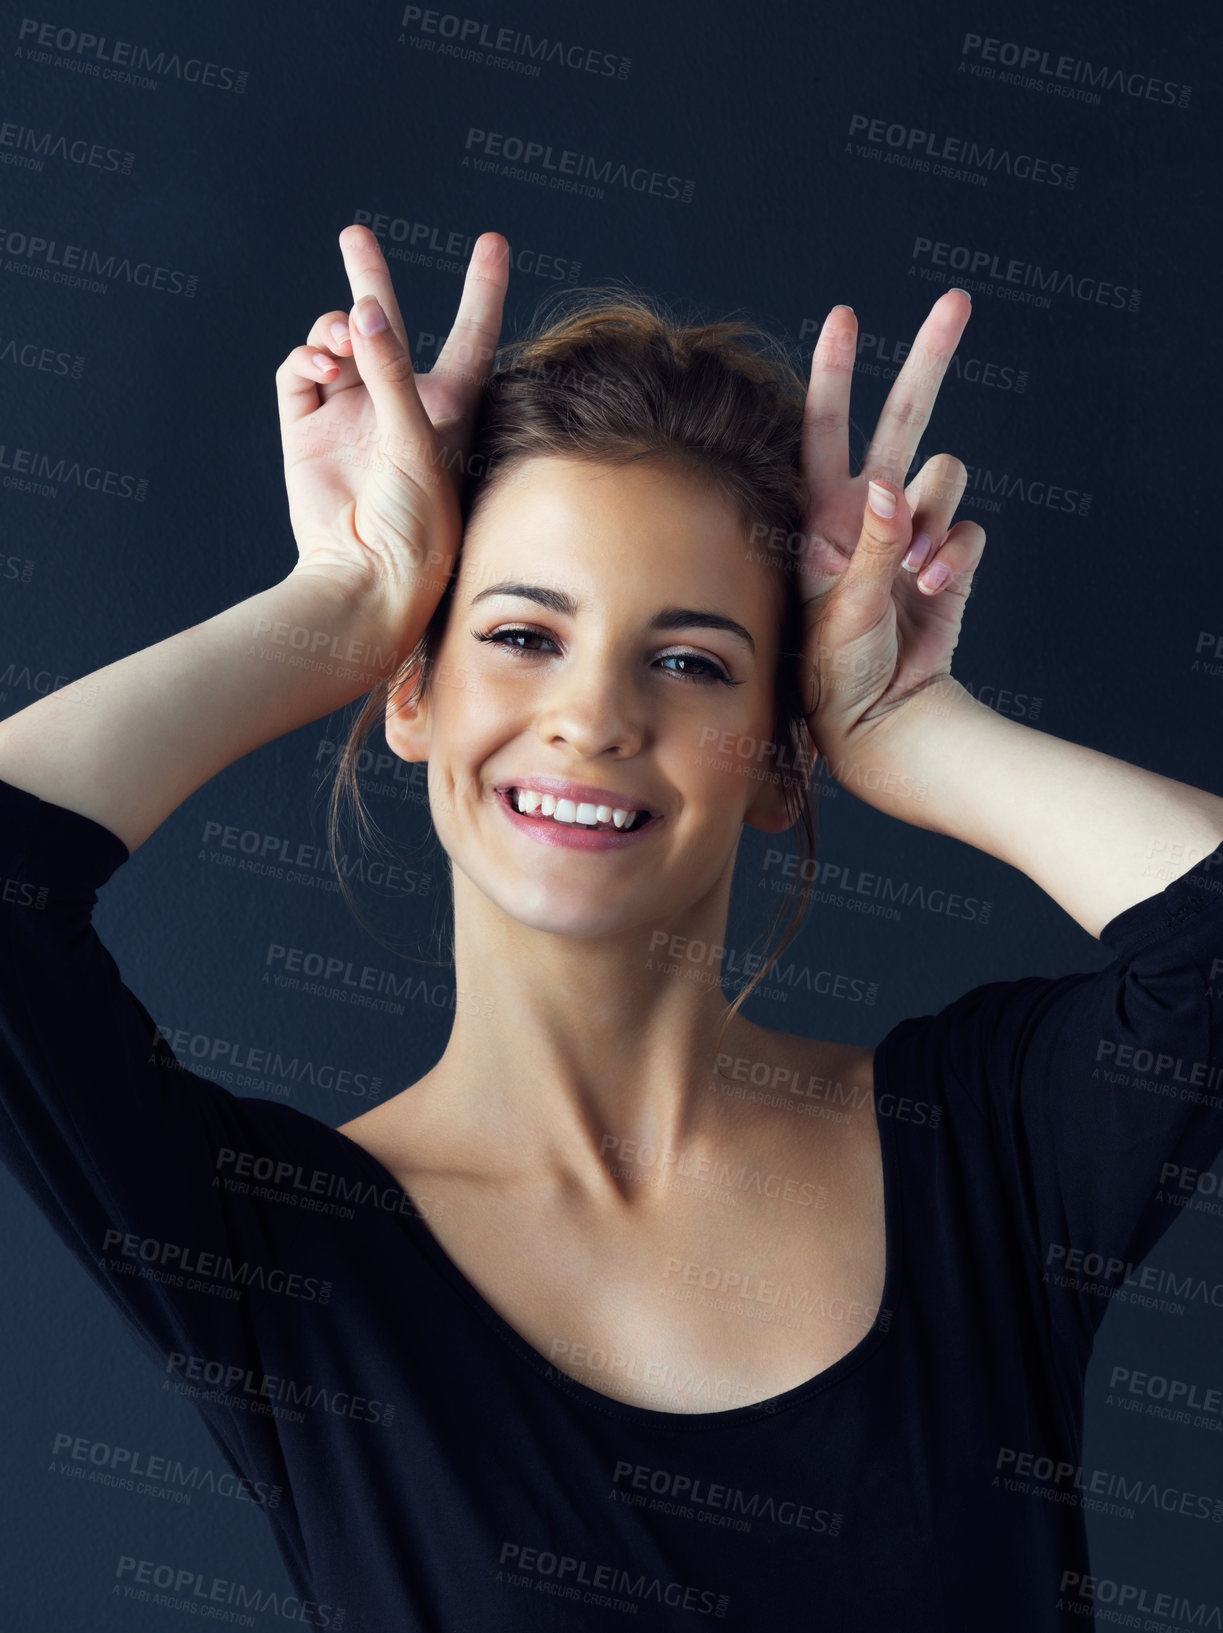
left=0, top=772, right=305, bottom=1549
left=882, top=835, right=1223, bottom=1355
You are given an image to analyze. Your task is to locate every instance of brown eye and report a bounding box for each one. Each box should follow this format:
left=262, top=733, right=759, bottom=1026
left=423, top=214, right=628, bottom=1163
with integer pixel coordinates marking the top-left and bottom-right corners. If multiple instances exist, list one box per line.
left=471, top=626, right=558, bottom=655
left=657, top=652, right=736, bottom=686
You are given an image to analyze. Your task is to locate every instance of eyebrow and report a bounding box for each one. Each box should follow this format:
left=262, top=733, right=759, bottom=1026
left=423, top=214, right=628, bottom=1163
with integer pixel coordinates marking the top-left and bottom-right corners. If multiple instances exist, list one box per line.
left=467, top=581, right=757, bottom=654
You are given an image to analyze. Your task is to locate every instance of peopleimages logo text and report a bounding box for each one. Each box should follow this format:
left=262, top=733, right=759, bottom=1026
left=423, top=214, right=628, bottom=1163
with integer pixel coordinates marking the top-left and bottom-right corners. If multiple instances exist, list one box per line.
left=398, top=7, right=631, bottom=79
left=0, top=225, right=197, bottom=296
left=910, top=237, right=1138, bottom=311
left=463, top=128, right=695, bottom=203
left=959, top=33, right=1190, bottom=108
left=16, top=18, right=248, bottom=92
left=848, top=114, right=1077, bottom=189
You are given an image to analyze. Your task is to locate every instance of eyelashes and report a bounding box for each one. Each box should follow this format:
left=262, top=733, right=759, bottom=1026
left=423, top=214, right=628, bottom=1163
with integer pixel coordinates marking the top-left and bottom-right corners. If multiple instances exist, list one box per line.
left=469, top=626, right=743, bottom=687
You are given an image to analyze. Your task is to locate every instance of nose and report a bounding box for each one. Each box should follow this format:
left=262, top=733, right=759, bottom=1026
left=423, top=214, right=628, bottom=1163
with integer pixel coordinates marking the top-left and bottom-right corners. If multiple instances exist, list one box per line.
left=531, top=649, right=646, bottom=760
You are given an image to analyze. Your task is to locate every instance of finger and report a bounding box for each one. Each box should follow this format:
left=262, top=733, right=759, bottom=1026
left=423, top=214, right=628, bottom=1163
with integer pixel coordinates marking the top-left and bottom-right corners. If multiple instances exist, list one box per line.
left=303, top=311, right=360, bottom=400
left=801, top=305, right=857, bottom=497
left=430, top=233, right=510, bottom=411
left=337, top=224, right=410, bottom=348
left=828, top=477, right=914, bottom=624
left=275, top=344, right=350, bottom=432
left=899, top=453, right=967, bottom=577
left=910, top=518, right=986, bottom=600
left=344, top=292, right=442, bottom=467
left=306, top=309, right=354, bottom=352
left=861, top=289, right=971, bottom=486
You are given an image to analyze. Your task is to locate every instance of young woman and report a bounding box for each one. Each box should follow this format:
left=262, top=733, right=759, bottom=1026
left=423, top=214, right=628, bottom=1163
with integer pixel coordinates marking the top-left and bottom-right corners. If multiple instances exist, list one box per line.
left=1, top=224, right=1220, bottom=1631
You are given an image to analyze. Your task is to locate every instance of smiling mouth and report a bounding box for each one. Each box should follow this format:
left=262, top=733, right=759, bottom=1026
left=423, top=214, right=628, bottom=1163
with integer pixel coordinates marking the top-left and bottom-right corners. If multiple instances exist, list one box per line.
left=504, top=788, right=653, bottom=833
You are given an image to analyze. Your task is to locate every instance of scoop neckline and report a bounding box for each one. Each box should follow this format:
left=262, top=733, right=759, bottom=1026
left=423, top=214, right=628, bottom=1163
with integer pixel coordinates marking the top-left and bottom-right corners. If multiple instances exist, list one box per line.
left=318, top=1031, right=904, bottom=1432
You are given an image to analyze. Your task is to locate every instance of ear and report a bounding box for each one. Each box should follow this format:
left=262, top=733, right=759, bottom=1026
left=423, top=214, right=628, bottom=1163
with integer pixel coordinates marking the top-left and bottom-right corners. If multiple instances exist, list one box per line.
left=741, top=769, right=804, bottom=835
left=741, top=731, right=819, bottom=835
left=383, top=666, right=431, bottom=764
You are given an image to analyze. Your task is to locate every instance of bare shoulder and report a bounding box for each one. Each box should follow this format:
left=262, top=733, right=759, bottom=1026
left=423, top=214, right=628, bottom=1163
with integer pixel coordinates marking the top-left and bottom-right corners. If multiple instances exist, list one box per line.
left=336, top=1103, right=385, bottom=1144
left=336, top=1026, right=879, bottom=1185
left=712, top=1022, right=884, bottom=1283
left=707, top=1017, right=881, bottom=1181
left=335, top=1067, right=439, bottom=1151
left=715, top=1018, right=876, bottom=1109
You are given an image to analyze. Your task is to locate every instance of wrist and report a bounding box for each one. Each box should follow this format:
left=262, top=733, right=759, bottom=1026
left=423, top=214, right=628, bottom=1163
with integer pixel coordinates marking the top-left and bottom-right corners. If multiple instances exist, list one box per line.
left=818, top=674, right=1004, bottom=837
left=276, top=564, right=422, bottom=689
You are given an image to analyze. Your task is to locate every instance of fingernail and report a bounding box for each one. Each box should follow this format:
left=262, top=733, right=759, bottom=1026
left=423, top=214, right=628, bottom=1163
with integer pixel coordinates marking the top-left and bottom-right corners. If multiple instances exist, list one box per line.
left=949, top=287, right=972, bottom=300
left=353, top=297, right=387, bottom=338
left=901, top=532, right=933, bottom=572
left=330, top=319, right=350, bottom=346
left=919, top=560, right=950, bottom=594
left=311, top=352, right=338, bottom=373
left=829, top=304, right=855, bottom=317
left=867, top=481, right=897, bottom=519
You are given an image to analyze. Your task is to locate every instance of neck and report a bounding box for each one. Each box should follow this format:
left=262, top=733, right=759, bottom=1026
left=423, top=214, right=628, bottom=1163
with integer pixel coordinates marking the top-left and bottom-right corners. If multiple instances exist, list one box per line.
left=408, top=873, right=769, bottom=1203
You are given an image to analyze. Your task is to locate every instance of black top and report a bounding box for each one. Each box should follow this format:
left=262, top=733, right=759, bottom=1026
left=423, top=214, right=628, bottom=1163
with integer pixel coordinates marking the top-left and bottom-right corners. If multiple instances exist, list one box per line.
left=1, top=771, right=1221, bottom=1631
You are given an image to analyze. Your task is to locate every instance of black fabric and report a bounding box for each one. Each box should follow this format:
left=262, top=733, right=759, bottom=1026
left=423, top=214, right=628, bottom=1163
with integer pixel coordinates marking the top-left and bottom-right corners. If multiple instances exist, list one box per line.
left=1, top=771, right=1220, bottom=1630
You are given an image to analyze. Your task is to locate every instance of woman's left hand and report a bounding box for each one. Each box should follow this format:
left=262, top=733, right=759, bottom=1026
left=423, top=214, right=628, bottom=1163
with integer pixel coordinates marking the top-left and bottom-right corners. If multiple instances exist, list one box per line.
left=795, top=290, right=987, bottom=784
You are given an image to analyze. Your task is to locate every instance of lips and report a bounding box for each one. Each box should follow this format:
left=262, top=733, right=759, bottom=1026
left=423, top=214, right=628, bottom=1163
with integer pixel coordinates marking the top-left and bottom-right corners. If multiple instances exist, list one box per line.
left=506, top=788, right=650, bottom=832
left=494, top=782, right=662, bottom=848
left=494, top=778, right=659, bottom=822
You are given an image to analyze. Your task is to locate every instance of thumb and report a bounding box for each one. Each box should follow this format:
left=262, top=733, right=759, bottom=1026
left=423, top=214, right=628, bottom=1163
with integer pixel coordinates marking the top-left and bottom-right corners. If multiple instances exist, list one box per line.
left=348, top=295, right=439, bottom=474
left=834, top=478, right=913, bottom=619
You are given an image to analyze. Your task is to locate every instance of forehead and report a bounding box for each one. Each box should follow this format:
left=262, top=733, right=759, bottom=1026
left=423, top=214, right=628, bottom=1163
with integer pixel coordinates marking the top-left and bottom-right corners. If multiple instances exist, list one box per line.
left=460, top=455, right=778, bottom=615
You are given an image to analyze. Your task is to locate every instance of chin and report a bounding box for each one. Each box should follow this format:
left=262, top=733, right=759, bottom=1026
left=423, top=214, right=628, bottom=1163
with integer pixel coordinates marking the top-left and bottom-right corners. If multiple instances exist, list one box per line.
left=502, top=884, right=654, bottom=941
left=453, top=859, right=661, bottom=942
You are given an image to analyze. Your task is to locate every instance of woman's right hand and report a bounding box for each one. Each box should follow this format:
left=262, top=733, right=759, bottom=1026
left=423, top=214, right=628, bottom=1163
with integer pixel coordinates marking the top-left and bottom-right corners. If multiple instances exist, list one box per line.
left=275, top=223, right=510, bottom=632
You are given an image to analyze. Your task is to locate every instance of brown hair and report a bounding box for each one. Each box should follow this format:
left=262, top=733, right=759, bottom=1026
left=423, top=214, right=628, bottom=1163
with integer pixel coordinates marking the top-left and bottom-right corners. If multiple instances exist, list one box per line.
left=323, top=282, right=823, bottom=1056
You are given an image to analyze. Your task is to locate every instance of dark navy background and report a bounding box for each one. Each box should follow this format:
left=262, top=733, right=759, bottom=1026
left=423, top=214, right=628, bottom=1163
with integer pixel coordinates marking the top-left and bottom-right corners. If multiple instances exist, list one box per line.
left=1, top=1, right=1220, bottom=1624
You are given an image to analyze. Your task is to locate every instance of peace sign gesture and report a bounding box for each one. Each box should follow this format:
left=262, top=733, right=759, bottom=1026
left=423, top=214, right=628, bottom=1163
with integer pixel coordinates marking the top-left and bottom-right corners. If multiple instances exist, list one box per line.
left=276, top=224, right=509, bottom=633
left=796, top=290, right=987, bottom=781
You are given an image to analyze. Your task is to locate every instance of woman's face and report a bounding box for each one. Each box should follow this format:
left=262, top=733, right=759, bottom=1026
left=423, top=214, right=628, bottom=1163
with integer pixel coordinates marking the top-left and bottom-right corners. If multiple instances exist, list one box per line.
left=386, top=454, right=796, bottom=940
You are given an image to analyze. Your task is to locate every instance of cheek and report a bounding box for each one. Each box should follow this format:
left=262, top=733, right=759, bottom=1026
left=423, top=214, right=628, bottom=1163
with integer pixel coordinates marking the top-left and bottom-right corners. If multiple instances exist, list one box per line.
left=671, top=726, right=749, bottom=816
left=426, top=758, right=497, bottom=837
left=424, top=646, right=504, bottom=736
left=671, top=680, right=779, bottom=782
left=418, top=669, right=514, bottom=825
left=435, top=625, right=533, bottom=721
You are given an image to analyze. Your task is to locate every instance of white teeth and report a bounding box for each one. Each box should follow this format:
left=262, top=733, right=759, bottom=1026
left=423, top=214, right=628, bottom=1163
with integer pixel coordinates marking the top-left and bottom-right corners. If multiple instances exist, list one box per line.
left=510, top=789, right=643, bottom=831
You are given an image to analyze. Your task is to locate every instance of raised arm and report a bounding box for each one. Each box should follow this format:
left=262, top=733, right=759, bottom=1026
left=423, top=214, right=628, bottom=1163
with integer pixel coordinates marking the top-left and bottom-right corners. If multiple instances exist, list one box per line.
left=793, top=295, right=1223, bottom=935
left=827, top=674, right=1223, bottom=937
left=0, top=225, right=510, bottom=852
